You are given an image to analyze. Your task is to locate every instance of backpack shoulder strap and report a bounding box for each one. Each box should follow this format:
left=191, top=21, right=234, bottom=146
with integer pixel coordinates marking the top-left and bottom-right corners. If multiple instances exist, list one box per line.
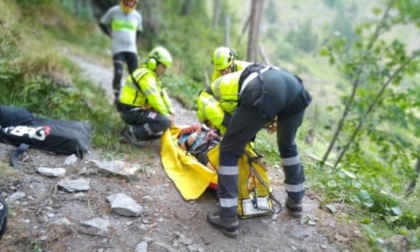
left=130, top=68, right=152, bottom=94
left=11, top=143, right=30, bottom=169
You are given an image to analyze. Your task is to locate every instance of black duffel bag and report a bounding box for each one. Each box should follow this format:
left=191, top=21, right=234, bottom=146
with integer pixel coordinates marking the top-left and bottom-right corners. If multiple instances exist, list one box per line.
left=0, top=120, right=91, bottom=168
left=0, top=105, right=92, bottom=168
left=0, top=120, right=91, bottom=156
left=0, top=105, right=35, bottom=128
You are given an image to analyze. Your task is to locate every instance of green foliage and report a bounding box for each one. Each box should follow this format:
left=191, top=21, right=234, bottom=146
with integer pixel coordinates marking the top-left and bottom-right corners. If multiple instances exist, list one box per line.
left=317, top=1, right=420, bottom=243
left=16, top=0, right=98, bottom=42
left=254, top=131, right=280, bottom=165
left=394, top=0, right=420, bottom=25
left=329, top=10, right=358, bottom=48
left=307, top=164, right=420, bottom=249
left=270, top=37, right=297, bottom=62
left=264, top=0, right=277, bottom=24
left=56, top=0, right=95, bottom=21
left=323, top=0, right=341, bottom=8
left=320, top=0, right=419, bottom=184
left=286, top=20, right=319, bottom=53
left=2, top=0, right=419, bottom=249
left=0, top=1, right=124, bottom=151
left=139, top=0, right=225, bottom=83
left=31, top=239, right=43, bottom=252
left=162, top=74, right=204, bottom=110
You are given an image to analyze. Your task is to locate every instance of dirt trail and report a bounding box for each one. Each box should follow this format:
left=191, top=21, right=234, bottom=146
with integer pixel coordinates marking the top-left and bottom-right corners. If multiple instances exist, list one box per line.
left=0, top=54, right=359, bottom=252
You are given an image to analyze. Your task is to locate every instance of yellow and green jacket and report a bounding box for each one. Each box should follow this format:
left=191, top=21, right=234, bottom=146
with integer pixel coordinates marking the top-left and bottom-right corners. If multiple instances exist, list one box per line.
left=100, top=5, right=142, bottom=54
left=197, top=71, right=242, bottom=135
left=119, top=66, right=173, bottom=115
left=210, top=60, right=251, bottom=83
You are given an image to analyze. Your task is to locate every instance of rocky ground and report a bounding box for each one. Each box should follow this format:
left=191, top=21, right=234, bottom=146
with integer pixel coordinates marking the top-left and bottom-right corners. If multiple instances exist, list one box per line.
left=0, top=54, right=364, bottom=252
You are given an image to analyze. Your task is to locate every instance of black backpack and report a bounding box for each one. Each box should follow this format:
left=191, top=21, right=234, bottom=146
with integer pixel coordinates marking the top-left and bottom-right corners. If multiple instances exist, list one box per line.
left=0, top=105, right=35, bottom=128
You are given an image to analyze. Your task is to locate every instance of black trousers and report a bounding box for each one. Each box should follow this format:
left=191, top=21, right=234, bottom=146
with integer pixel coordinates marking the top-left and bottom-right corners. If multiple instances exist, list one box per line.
left=218, top=68, right=311, bottom=217
left=120, top=106, right=171, bottom=140
left=112, top=51, right=138, bottom=96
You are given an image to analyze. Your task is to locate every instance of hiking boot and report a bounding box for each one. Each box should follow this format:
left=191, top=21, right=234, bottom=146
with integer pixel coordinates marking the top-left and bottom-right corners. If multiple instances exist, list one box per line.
left=123, top=127, right=147, bottom=147
left=207, top=211, right=239, bottom=238
left=286, top=197, right=303, bottom=218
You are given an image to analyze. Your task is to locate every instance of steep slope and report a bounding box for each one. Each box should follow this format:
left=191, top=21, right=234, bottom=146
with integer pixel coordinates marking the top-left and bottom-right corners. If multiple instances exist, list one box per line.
left=0, top=51, right=366, bottom=251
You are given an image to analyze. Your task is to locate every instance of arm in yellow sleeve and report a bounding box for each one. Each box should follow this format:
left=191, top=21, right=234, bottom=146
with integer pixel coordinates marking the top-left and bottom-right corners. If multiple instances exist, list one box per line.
left=140, top=74, right=170, bottom=115
left=196, top=91, right=229, bottom=135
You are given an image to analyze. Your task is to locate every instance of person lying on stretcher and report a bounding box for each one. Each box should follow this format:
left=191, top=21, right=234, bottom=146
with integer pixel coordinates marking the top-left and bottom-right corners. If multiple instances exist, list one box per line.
left=177, top=125, right=221, bottom=172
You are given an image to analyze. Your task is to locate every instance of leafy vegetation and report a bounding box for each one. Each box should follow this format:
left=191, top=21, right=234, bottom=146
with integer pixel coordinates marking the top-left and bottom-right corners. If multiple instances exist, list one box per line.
left=0, top=0, right=419, bottom=250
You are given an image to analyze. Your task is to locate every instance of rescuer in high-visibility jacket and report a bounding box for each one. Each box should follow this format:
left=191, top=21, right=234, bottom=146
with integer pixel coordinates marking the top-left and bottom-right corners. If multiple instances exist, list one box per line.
left=118, top=46, right=175, bottom=146
left=202, top=63, right=312, bottom=238
left=210, top=47, right=251, bottom=83
left=197, top=71, right=243, bottom=135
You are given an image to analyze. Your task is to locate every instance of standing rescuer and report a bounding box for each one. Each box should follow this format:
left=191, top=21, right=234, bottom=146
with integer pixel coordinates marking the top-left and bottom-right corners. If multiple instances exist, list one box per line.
left=118, top=46, right=175, bottom=146
left=211, top=47, right=251, bottom=82
left=99, top=0, right=143, bottom=104
left=205, top=64, right=312, bottom=238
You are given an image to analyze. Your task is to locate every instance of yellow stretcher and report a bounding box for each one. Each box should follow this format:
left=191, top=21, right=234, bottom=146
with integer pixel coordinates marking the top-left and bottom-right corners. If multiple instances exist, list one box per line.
left=160, top=127, right=274, bottom=218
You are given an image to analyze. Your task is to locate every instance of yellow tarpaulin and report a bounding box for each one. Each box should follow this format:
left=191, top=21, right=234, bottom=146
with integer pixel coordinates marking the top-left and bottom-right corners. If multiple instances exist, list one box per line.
left=160, top=127, right=274, bottom=217
left=160, top=128, right=217, bottom=200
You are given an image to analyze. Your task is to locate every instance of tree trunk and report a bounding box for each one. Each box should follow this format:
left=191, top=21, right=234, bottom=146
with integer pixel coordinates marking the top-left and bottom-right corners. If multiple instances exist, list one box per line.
left=224, top=14, right=230, bottom=47
left=236, top=15, right=250, bottom=46
left=259, top=44, right=270, bottom=64
left=181, top=0, right=193, bottom=16
left=404, top=158, right=420, bottom=198
left=247, top=0, right=264, bottom=62
left=213, top=0, right=220, bottom=28
left=90, top=0, right=117, bottom=23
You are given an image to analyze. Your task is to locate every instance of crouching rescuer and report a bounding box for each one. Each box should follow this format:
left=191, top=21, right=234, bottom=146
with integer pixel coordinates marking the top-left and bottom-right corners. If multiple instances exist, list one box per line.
left=206, top=64, right=312, bottom=238
left=117, top=46, right=175, bottom=146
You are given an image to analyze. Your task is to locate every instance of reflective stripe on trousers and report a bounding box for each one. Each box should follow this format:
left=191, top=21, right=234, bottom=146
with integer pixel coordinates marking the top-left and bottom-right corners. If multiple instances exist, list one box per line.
left=218, top=153, right=240, bottom=218
left=280, top=146, right=305, bottom=202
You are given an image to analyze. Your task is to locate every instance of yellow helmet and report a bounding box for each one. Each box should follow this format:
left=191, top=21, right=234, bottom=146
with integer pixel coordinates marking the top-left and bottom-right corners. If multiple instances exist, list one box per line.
left=120, top=0, right=138, bottom=14
left=146, top=46, right=173, bottom=70
left=212, top=47, right=235, bottom=71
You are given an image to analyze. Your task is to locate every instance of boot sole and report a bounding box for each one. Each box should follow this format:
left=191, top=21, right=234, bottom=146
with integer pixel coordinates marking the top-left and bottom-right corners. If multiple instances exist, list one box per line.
left=123, top=131, right=146, bottom=147
left=287, top=210, right=302, bottom=218
left=207, top=220, right=239, bottom=238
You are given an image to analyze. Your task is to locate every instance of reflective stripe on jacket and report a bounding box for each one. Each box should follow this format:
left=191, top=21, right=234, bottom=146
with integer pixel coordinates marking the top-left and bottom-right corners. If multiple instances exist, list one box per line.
left=209, top=71, right=242, bottom=115
left=196, top=71, right=243, bottom=135
left=119, top=67, right=173, bottom=115
left=196, top=91, right=227, bottom=134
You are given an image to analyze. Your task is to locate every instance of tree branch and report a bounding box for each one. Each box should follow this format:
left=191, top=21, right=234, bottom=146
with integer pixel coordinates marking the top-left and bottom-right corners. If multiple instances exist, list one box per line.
left=322, top=0, right=396, bottom=166
left=334, top=53, right=419, bottom=168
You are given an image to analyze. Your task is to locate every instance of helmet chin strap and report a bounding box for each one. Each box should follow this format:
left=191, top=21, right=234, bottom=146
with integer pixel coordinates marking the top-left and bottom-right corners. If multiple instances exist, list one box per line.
left=229, top=63, right=235, bottom=72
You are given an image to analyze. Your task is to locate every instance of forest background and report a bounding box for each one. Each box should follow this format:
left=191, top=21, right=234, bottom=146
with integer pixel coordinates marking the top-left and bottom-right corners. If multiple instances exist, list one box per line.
left=0, top=0, right=419, bottom=250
